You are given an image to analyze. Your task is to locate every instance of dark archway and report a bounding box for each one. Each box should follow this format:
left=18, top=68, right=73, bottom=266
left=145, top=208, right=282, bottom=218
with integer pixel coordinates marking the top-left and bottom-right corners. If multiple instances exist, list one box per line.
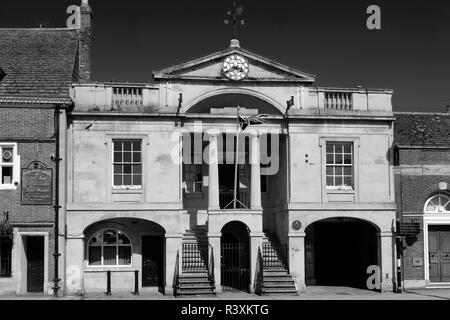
left=187, top=93, right=283, bottom=115
left=221, top=221, right=251, bottom=292
left=305, top=218, right=379, bottom=289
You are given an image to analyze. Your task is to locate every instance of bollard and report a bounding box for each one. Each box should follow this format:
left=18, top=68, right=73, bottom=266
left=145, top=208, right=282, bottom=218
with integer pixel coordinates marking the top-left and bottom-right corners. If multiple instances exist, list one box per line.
left=134, top=270, right=139, bottom=295
left=106, top=270, right=112, bottom=296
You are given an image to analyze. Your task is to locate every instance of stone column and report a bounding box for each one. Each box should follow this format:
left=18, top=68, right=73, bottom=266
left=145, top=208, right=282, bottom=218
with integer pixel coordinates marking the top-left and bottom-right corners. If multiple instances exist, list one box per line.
left=208, top=134, right=220, bottom=210
left=249, top=232, right=264, bottom=293
left=208, top=232, right=222, bottom=293
left=289, top=232, right=306, bottom=291
left=378, top=231, right=395, bottom=292
left=164, top=233, right=183, bottom=295
left=65, top=236, right=85, bottom=296
left=250, top=133, right=262, bottom=210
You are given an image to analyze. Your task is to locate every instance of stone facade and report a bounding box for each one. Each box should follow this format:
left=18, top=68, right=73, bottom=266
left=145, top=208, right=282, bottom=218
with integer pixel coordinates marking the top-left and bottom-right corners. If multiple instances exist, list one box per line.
left=66, top=38, right=396, bottom=295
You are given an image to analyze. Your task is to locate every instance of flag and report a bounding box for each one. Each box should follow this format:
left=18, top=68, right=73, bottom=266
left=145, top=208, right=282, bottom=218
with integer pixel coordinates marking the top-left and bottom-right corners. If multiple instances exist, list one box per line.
left=236, top=6, right=244, bottom=15
left=239, top=114, right=269, bottom=131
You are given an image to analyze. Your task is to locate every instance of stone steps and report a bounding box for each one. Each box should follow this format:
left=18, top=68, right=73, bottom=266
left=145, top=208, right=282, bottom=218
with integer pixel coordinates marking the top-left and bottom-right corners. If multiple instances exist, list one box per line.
left=177, top=229, right=215, bottom=296
left=259, top=233, right=297, bottom=296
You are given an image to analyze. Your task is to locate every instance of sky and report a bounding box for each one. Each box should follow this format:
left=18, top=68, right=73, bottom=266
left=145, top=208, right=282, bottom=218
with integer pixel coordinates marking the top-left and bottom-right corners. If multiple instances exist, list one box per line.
left=1, top=0, right=450, bottom=112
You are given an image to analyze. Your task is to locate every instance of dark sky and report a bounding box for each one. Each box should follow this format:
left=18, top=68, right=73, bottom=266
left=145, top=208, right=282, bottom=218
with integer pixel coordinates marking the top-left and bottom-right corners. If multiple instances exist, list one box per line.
left=1, top=0, right=450, bottom=112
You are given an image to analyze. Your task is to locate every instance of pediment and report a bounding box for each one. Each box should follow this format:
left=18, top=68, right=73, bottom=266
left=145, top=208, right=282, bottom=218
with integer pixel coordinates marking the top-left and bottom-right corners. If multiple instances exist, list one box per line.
left=153, top=41, right=316, bottom=84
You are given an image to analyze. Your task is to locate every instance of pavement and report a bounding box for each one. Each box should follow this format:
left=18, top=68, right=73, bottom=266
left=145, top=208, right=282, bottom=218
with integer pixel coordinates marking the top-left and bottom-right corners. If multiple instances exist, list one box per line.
left=1, top=286, right=450, bottom=300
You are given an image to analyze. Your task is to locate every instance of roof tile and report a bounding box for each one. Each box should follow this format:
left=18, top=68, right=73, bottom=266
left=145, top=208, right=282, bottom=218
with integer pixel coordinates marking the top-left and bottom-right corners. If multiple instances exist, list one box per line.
left=394, top=113, right=450, bottom=147
left=0, top=29, right=79, bottom=98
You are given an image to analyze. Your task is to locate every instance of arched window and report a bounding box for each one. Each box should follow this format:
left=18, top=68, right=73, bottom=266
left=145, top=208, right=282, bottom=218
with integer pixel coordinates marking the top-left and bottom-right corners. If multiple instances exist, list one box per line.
left=424, top=194, right=450, bottom=213
left=88, top=229, right=132, bottom=266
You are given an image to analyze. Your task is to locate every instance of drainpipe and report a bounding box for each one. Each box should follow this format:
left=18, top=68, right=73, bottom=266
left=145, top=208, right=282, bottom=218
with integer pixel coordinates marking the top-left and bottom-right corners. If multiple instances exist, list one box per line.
left=52, top=105, right=62, bottom=297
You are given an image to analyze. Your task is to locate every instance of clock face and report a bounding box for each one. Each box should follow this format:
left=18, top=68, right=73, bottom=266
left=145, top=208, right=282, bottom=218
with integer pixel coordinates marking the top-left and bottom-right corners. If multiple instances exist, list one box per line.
left=222, top=54, right=249, bottom=81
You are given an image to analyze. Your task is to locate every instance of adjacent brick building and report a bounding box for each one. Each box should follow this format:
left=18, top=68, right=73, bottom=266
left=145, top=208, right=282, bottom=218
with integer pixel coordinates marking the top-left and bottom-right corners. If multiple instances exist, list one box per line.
left=394, top=112, right=450, bottom=289
left=0, top=0, right=92, bottom=295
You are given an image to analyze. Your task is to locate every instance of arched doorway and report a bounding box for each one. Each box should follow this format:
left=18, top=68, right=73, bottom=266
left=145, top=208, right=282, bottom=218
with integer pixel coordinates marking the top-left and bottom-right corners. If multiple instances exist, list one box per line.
left=84, top=218, right=166, bottom=292
left=305, top=218, right=379, bottom=289
left=221, top=221, right=250, bottom=292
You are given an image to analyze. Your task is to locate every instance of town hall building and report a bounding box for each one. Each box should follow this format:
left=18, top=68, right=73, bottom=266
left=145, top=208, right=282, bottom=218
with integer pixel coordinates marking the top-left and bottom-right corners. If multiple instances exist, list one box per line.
left=65, top=4, right=396, bottom=295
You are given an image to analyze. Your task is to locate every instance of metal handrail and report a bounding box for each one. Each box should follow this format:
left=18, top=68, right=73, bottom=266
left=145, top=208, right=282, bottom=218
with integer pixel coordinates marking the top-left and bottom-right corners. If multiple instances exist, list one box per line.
left=255, top=247, right=264, bottom=295
left=208, top=245, right=216, bottom=293
left=173, top=250, right=180, bottom=296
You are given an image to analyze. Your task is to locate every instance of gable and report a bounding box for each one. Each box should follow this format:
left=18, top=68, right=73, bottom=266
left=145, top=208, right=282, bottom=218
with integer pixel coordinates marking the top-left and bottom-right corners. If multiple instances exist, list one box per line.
left=153, top=41, right=316, bottom=84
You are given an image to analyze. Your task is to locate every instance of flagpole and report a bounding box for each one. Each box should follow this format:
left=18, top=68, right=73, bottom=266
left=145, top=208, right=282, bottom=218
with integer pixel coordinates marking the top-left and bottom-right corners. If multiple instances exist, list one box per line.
left=233, top=105, right=240, bottom=209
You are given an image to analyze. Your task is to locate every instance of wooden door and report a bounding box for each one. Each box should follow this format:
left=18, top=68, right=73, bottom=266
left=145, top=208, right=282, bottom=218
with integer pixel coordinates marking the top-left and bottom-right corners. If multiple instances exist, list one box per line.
left=429, top=226, right=450, bottom=283
left=142, top=236, right=164, bottom=287
left=26, top=237, right=44, bottom=293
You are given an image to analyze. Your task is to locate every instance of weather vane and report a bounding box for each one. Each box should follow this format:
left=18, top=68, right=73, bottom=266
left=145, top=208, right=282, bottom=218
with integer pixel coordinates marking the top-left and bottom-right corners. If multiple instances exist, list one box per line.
left=224, top=1, right=245, bottom=39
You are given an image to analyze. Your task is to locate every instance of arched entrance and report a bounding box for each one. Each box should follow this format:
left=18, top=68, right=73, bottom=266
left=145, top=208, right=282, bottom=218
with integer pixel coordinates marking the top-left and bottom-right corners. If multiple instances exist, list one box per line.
left=305, top=218, right=379, bottom=289
left=221, top=221, right=250, bottom=292
left=83, top=218, right=166, bottom=292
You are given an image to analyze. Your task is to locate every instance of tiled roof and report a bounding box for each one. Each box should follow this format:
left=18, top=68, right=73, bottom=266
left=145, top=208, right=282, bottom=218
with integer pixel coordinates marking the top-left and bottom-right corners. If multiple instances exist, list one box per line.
left=394, top=112, right=450, bottom=147
left=0, top=29, right=79, bottom=98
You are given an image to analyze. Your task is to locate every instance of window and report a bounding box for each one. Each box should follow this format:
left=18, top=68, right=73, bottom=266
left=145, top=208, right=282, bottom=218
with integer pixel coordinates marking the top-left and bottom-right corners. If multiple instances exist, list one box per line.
left=261, top=164, right=269, bottom=193
left=184, top=164, right=203, bottom=193
left=326, top=142, right=354, bottom=189
left=182, top=134, right=205, bottom=194
left=113, top=140, right=142, bottom=188
left=88, top=229, right=132, bottom=266
left=425, top=194, right=450, bottom=213
left=0, top=144, right=19, bottom=189
left=0, top=237, right=12, bottom=278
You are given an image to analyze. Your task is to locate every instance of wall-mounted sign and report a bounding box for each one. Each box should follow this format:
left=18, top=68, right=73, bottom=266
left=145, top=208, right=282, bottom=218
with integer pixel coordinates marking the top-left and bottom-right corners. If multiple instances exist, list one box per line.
left=397, top=222, right=421, bottom=237
left=21, top=161, right=53, bottom=205
left=292, top=220, right=302, bottom=231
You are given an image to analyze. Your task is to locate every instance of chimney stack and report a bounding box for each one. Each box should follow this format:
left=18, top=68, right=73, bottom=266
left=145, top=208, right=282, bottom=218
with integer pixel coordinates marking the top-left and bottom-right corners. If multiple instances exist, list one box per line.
left=78, top=0, right=93, bottom=82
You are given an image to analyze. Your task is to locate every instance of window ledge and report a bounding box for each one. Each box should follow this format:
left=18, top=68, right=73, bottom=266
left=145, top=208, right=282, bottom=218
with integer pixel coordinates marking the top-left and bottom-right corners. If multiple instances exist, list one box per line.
left=0, top=185, right=17, bottom=191
left=112, top=188, right=143, bottom=194
left=84, top=267, right=135, bottom=273
left=326, top=188, right=355, bottom=193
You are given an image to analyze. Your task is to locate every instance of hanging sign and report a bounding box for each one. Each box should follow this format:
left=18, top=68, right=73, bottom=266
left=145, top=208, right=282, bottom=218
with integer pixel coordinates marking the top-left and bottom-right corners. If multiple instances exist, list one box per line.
left=21, top=161, right=53, bottom=205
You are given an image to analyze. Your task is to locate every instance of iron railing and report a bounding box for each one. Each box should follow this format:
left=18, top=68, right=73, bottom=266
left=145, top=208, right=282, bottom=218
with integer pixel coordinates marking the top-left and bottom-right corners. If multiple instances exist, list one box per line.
left=86, top=270, right=140, bottom=296
left=221, top=243, right=250, bottom=292
left=220, top=192, right=249, bottom=209
left=208, top=245, right=216, bottom=293
left=255, top=247, right=264, bottom=295
left=173, top=250, right=180, bottom=296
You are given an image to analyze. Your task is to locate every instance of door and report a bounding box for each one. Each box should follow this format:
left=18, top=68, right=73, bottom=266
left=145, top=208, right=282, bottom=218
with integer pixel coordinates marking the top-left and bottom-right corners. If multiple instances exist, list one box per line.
left=26, top=237, right=45, bottom=293
left=142, top=236, right=164, bottom=287
left=429, top=226, right=450, bottom=283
